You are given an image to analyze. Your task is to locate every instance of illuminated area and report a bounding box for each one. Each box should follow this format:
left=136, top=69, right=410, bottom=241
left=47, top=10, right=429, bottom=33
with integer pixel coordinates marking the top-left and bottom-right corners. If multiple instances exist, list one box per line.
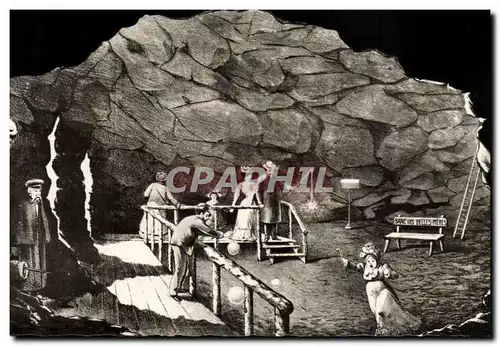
left=305, top=199, right=318, bottom=211
left=45, top=116, right=71, bottom=249
left=80, top=152, right=94, bottom=236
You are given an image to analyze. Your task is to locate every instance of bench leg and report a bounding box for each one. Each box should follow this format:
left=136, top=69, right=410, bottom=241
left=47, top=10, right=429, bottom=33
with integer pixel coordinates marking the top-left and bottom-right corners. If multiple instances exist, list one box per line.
left=439, top=240, right=444, bottom=252
left=383, top=239, right=390, bottom=253
left=396, top=239, right=401, bottom=250
left=428, top=241, right=434, bottom=257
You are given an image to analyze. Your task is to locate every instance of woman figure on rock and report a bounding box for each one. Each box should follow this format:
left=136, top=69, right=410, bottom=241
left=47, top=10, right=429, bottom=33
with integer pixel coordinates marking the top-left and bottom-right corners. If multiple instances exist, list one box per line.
left=341, top=242, right=421, bottom=336
left=139, top=171, right=181, bottom=240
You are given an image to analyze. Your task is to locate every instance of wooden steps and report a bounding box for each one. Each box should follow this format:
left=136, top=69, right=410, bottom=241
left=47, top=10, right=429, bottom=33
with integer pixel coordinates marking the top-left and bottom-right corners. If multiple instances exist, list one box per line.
left=262, top=244, right=300, bottom=249
left=263, top=237, right=305, bottom=265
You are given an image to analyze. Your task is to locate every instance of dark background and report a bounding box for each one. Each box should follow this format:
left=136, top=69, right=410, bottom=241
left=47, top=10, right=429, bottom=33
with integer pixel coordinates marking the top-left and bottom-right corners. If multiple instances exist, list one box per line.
left=10, top=10, right=493, bottom=151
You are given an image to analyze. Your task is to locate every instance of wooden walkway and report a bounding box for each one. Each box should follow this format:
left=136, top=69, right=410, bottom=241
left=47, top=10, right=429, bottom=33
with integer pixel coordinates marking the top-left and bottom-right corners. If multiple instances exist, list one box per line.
left=54, top=237, right=237, bottom=336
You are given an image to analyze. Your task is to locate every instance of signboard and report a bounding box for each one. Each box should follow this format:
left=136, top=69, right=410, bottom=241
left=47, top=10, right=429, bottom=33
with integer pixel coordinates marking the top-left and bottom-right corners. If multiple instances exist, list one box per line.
left=394, top=217, right=447, bottom=227
left=340, top=179, right=360, bottom=189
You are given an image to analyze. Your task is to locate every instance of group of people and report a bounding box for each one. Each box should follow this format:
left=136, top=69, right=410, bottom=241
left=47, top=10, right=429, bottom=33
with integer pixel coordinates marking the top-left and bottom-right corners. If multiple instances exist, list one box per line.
left=139, top=161, right=288, bottom=243
left=139, top=161, right=291, bottom=299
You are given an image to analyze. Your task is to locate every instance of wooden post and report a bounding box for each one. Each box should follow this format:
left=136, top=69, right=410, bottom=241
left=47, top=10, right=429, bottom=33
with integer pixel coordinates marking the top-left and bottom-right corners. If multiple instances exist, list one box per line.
left=212, top=263, right=221, bottom=315
left=158, top=222, right=163, bottom=262
left=274, top=307, right=289, bottom=337
left=145, top=212, right=149, bottom=244
left=288, top=206, right=293, bottom=240
left=383, top=239, right=390, bottom=253
left=167, top=227, right=173, bottom=273
left=151, top=217, right=156, bottom=252
left=301, top=230, right=308, bottom=264
left=189, top=252, right=197, bottom=297
left=214, top=211, right=219, bottom=250
left=173, top=209, right=179, bottom=225
left=244, top=286, right=254, bottom=336
left=439, top=214, right=445, bottom=252
left=256, top=211, right=262, bottom=261
left=168, top=210, right=179, bottom=273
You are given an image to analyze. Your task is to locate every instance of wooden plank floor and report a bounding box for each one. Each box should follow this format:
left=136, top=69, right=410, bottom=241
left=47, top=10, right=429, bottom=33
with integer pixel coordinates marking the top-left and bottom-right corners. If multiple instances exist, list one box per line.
left=54, top=238, right=237, bottom=337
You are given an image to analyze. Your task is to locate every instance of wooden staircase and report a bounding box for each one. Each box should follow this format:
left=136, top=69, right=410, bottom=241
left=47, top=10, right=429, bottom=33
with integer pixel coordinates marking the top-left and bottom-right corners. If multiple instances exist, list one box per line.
left=453, top=158, right=481, bottom=240
left=263, top=237, right=304, bottom=265
left=259, top=201, right=308, bottom=265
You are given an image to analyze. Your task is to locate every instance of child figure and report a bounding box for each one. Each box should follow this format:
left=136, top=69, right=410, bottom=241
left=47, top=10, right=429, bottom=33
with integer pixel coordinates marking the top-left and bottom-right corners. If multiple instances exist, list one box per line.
left=342, top=242, right=421, bottom=336
left=206, top=191, right=231, bottom=235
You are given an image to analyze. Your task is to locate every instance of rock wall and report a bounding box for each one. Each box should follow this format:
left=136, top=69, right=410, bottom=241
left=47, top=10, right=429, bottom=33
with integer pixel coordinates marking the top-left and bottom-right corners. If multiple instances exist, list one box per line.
left=10, top=11, right=490, bottom=238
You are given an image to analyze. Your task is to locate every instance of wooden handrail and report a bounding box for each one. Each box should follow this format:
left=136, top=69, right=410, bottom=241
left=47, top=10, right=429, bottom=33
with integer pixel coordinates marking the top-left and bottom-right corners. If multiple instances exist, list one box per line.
left=197, top=241, right=294, bottom=314
left=280, top=201, right=308, bottom=235
left=140, top=205, right=176, bottom=229
left=140, top=205, right=293, bottom=336
left=143, top=204, right=262, bottom=210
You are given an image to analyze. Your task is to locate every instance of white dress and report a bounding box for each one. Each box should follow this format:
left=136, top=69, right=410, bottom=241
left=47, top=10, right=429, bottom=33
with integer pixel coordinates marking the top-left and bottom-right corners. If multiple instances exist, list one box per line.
left=231, top=182, right=259, bottom=240
left=361, top=263, right=421, bottom=336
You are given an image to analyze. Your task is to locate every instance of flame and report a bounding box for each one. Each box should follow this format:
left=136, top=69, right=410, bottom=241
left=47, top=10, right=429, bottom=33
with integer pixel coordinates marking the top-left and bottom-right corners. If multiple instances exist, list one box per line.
left=80, top=152, right=93, bottom=236
left=44, top=116, right=72, bottom=249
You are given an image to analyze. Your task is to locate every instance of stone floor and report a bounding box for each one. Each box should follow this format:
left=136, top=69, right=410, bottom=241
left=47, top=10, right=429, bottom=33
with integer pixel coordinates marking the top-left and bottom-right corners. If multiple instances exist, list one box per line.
left=193, top=222, right=491, bottom=336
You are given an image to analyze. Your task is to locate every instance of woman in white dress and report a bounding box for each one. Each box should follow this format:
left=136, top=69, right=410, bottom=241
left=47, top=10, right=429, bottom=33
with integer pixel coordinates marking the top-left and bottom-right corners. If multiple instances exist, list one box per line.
left=139, top=171, right=181, bottom=240
left=342, top=243, right=421, bottom=336
left=230, top=166, right=264, bottom=241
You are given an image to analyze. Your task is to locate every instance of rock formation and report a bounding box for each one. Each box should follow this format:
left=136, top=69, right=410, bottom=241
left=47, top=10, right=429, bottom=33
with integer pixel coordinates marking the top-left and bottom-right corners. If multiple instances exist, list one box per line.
left=10, top=10, right=490, bottom=240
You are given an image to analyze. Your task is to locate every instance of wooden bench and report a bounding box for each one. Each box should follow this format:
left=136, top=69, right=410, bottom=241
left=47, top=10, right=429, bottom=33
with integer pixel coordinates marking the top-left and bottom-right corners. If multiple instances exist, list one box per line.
left=384, top=215, right=447, bottom=256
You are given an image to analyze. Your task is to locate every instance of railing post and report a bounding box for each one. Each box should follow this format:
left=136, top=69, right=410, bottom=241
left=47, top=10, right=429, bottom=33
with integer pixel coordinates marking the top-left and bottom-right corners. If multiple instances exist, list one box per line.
left=274, top=307, right=289, bottom=337
left=302, top=231, right=308, bottom=263
left=212, top=263, right=221, bottom=315
left=151, top=217, right=156, bottom=252
left=168, top=210, right=179, bottom=273
left=214, top=211, right=219, bottom=250
left=256, top=209, right=262, bottom=261
left=145, top=212, right=149, bottom=244
left=158, top=222, right=163, bottom=262
left=189, top=251, right=197, bottom=297
left=244, top=286, right=254, bottom=336
left=288, top=205, right=293, bottom=240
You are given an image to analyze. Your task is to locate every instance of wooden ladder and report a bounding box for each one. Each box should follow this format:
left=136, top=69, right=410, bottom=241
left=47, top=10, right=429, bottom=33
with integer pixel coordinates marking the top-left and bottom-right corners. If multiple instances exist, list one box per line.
left=453, top=158, right=481, bottom=240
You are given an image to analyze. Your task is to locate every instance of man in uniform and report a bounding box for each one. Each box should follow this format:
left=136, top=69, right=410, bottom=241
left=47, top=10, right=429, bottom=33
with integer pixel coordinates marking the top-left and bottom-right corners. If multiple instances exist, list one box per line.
left=11, top=179, right=52, bottom=292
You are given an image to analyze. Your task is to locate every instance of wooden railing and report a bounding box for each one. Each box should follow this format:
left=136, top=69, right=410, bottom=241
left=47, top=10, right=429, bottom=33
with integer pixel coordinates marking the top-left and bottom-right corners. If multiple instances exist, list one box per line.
left=140, top=205, right=294, bottom=336
left=280, top=201, right=309, bottom=263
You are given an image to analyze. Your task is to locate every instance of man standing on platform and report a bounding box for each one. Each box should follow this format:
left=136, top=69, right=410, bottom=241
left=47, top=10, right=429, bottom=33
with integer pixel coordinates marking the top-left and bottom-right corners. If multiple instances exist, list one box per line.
left=169, top=204, right=231, bottom=299
left=259, top=161, right=284, bottom=241
left=11, top=179, right=52, bottom=292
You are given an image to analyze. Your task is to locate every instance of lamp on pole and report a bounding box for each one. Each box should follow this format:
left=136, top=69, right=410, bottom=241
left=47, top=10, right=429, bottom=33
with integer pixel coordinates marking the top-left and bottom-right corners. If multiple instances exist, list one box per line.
left=340, top=179, right=360, bottom=230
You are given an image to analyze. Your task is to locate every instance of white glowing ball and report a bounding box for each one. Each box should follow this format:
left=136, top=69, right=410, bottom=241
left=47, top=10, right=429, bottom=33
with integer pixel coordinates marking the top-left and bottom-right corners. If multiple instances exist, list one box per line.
left=271, top=278, right=282, bottom=288
left=227, top=240, right=241, bottom=256
left=227, top=286, right=245, bottom=305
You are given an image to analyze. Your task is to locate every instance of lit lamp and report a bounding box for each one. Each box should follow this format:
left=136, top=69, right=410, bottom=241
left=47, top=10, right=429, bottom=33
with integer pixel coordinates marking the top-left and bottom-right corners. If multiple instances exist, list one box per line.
left=340, top=179, right=360, bottom=230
